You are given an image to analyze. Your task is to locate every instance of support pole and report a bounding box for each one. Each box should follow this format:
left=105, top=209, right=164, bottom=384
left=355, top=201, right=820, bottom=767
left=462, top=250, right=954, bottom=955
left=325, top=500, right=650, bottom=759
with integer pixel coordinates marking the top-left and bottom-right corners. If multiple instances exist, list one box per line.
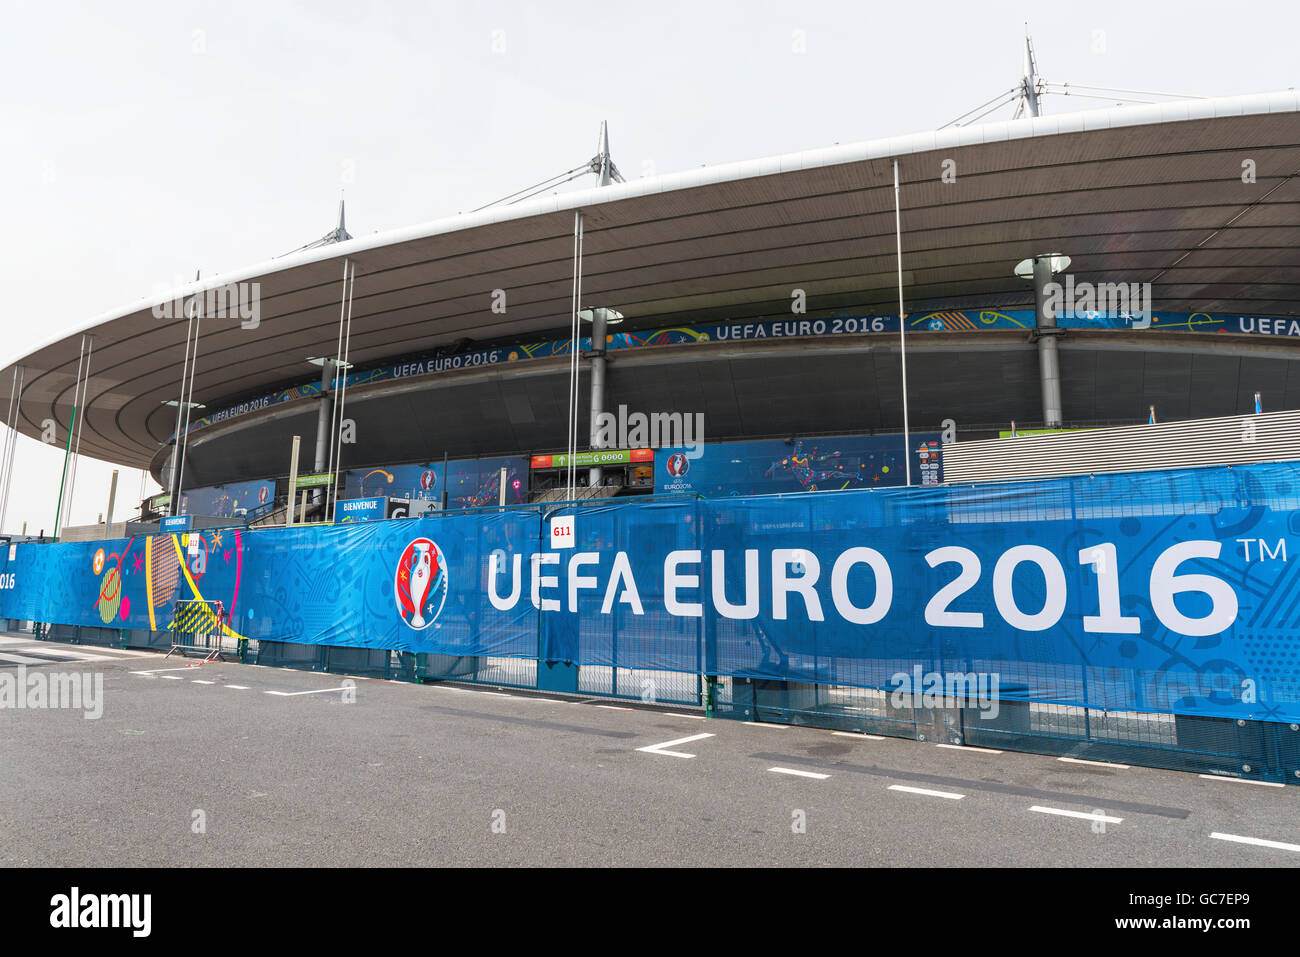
left=319, top=258, right=351, bottom=510
left=0, top=365, right=24, bottom=532
left=329, top=262, right=356, bottom=524
left=65, top=335, right=94, bottom=524
left=169, top=283, right=197, bottom=514
left=566, top=210, right=584, bottom=499
left=176, top=307, right=201, bottom=513
left=286, top=435, right=301, bottom=528
left=893, top=160, right=912, bottom=487
left=1033, top=255, right=1064, bottom=428
left=106, top=469, right=119, bottom=529
left=587, top=308, right=608, bottom=488
left=312, top=357, right=335, bottom=503
left=53, top=336, right=89, bottom=540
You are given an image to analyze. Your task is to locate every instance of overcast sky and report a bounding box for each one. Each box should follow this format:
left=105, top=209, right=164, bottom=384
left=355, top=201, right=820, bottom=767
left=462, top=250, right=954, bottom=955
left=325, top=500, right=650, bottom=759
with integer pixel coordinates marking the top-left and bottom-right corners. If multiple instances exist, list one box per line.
left=0, top=0, right=1296, bottom=534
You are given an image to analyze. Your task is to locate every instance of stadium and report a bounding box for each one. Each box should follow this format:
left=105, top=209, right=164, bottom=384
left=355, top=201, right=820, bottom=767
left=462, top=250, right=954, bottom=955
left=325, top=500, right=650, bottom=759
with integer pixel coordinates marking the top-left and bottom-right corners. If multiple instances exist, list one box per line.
left=2, top=83, right=1299, bottom=784
left=2, top=89, right=1297, bottom=526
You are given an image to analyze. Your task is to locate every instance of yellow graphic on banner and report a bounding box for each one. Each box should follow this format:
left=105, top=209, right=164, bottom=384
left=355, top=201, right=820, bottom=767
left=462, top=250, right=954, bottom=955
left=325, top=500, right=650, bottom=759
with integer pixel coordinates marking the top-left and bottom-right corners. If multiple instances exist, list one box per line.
left=169, top=535, right=248, bottom=642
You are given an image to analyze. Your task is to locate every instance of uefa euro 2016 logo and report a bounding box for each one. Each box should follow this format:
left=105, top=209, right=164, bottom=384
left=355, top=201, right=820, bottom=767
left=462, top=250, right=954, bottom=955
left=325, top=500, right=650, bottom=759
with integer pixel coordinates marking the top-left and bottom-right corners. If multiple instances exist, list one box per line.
left=666, top=452, right=690, bottom=477
left=395, top=538, right=448, bottom=629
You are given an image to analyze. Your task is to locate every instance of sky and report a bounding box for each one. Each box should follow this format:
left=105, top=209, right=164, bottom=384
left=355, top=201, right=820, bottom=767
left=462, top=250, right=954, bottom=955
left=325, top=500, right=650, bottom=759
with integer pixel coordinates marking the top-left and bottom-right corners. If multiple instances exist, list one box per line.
left=0, top=0, right=1296, bottom=534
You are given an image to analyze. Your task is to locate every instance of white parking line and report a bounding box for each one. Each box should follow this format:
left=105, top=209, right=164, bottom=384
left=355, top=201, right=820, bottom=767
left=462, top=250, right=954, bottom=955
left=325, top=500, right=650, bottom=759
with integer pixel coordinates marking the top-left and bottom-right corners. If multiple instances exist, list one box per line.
left=832, top=731, right=885, bottom=740
left=596, top=704, right=632, bottom=711
left=1210, top=832, right=1300, bottom=853
left=1030, top=806, right=1123, bottom=824
left=1198, top=774, right=1284, bottom=788
left=265, top=685, right=353, bottom=697
left=226, top=685, right=249, bottom=690
left=131, top=667, right=203, bottom=675
left=160, top=675, right=184, bottom=680
left=666, top=712, right=706, bottom=720
left=0, top=652, right=49, bottom=664
left=1058, top=757, right=1131, bottom=769
left=937, top=744, right=1003, bottom=754
left=769, top=767, right=829, bottom=780
left=191, top=680, right=215, bottom=685
left=888, top=785, right=965, bottom=800
left=635, top=733, right=714, bottom=758
left=0, top=646, right=111, bottom=662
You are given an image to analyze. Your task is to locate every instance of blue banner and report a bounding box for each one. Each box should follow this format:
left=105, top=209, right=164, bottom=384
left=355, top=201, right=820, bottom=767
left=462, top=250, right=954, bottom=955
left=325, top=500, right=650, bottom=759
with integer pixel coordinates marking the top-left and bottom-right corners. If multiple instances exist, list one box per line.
left=656, top=433, right=942, bottom=496
left=345, top=457, right=528, bottom=509
left=180, top=479, right=275, bottom=518
left=4, top=461, right=1299, bottom=722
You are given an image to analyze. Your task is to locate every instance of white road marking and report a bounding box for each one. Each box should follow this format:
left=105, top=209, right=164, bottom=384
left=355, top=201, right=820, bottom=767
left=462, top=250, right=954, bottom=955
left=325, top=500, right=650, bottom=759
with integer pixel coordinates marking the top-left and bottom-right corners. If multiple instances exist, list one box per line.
left=636, top=732, right=714, bottom=758
left=478, top=691, right=513, bottom=697
left=226, top=685, right=249, bottom=690
left=666, top=712, right=706, bottom=720
left=1198, top=774, right=1284, bottom=788
left=751, top=722, right=787, bottom=730
left=1210, top=832, right=1300, bottom=853
left=69, top=646, right=156, bottom=657
left=1030, top=805, right=1123, bottom=824
left=1058, top=757, right=1131, bottom=769
left=0, top=652, right=49, bottom=664
left=832, top=731, right=885, bottom=740
left=191, top=680, right=215, bottom=685
left=937, top=743, right=1003, bottom=754
left=160, top=675, right=184, bottom=680
left=0, top=645, right=112, bottom=662
left=888, top=785, right=965, bottom=800
left=265, top=685, right=354, bottom=697
left=769, top=767, right=829, bottom=780
left=596, top=704, right=632, bottom=711
left=131, top=666, right=203, bottom=675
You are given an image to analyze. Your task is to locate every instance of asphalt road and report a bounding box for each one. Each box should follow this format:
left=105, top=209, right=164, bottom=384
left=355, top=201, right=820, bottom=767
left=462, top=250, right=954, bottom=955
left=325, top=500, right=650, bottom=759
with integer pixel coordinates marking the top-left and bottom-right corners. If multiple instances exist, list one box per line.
left=1, top=635, right=1298, bottom=867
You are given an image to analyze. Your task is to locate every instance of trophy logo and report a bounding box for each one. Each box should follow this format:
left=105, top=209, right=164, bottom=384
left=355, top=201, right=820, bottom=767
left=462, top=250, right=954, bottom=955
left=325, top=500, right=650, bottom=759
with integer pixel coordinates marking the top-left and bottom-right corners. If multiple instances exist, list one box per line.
left=258, top=485, right=269, bottom=504
left=395, top=537, right=448, bottom=630
left=420, top=470, right=436, bottom=490
left=666, top=452, right=689, bottom=477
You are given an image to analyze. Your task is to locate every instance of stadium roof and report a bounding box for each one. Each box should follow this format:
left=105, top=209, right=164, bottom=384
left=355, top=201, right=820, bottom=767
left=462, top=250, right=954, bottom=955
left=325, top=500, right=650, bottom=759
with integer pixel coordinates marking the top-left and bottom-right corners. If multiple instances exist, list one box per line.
left=5, top=89, right=1300, bottom=470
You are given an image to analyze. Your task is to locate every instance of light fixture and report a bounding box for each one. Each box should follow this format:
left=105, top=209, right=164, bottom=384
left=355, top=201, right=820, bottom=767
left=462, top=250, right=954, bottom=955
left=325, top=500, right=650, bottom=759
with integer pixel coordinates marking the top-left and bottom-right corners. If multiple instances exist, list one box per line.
left=306, top=357, right=355, bottom=369
left=578, top=307, right=624, bottom=325
left=1014, top=254, right=1071, bottom=279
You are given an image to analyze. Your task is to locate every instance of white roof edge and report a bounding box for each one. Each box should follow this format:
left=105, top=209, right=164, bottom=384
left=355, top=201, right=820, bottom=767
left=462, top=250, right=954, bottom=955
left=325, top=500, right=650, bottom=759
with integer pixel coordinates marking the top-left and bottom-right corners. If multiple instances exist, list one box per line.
left=10, top=89, right=1299, bottom=370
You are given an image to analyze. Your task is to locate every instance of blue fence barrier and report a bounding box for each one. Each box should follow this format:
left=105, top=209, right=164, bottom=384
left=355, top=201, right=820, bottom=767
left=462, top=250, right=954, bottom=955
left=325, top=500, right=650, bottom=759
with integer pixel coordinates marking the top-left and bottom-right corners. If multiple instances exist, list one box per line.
left=4, top=461, right=1299, bottom=725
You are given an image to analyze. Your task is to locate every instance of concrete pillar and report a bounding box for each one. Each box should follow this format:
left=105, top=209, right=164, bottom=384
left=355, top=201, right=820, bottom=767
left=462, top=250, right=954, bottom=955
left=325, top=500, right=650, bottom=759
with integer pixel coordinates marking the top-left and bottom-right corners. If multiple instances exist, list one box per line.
left=1033, top=256, right=1064, bottom=428
left=587, top=310, right=608, bottom=488
left=312, top=359, right=334, bottom=503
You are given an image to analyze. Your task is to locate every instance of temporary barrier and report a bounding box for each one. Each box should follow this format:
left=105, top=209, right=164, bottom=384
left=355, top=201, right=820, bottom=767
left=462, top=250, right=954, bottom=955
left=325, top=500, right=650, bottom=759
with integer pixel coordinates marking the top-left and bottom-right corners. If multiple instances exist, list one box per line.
left=5, top=460, right=1300, bottom=780
left=166, top=599, right=231, bottom=662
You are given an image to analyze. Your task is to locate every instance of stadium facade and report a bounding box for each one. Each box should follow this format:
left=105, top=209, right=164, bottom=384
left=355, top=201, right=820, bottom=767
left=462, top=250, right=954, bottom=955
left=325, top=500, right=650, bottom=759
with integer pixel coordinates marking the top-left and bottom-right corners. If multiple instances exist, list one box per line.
left=1, top=90, right=1296, bottom=528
